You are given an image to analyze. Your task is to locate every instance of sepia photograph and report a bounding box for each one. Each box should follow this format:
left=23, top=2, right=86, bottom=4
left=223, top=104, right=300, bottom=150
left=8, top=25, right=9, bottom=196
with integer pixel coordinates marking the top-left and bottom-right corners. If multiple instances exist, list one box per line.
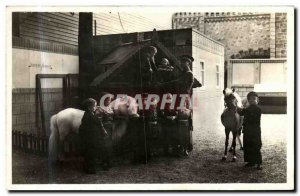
left=6, top=6, right=294, bottom=191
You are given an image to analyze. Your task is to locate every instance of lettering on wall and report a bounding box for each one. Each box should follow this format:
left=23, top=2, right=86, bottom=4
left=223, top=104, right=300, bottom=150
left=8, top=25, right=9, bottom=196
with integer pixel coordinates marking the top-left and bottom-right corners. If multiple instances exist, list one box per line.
left=28, top=64, right=53, bottom=70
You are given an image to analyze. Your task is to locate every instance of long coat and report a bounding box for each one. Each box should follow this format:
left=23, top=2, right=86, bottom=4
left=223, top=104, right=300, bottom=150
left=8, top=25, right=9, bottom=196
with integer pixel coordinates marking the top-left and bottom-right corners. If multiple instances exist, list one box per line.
left=79, top=111, right=106, bottom=153
left=239, top=105, right=262, bottom=164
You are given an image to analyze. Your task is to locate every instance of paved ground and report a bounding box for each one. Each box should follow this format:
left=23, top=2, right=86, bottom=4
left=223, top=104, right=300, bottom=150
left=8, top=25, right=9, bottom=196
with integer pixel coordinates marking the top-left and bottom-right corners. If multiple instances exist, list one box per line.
left=12, top=98, right=287, bottom=184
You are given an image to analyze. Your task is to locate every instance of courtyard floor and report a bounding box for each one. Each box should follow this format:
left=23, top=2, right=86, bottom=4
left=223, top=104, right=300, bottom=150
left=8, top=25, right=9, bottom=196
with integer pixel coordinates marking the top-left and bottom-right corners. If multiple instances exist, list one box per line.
left=12, top=99, right=288, bottom=184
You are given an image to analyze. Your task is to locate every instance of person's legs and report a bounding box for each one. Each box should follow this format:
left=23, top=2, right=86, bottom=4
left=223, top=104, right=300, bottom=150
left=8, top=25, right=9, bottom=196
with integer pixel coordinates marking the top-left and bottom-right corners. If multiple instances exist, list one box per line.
left=84, top=147, right=97, bottom=174
left=255, top=147, right=263, bottom=170
left=101, top=140, right=112, bottom=171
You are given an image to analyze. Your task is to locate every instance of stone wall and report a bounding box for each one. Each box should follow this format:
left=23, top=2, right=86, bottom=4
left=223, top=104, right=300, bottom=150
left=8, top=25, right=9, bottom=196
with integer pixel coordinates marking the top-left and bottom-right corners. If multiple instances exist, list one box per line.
left=204, top=14, right=271, bottom=61
left=275, top=13, right=287, bottom=58
left=12, top=88, right=64, bottom=135
left=172, top=12, right=288, bottom=61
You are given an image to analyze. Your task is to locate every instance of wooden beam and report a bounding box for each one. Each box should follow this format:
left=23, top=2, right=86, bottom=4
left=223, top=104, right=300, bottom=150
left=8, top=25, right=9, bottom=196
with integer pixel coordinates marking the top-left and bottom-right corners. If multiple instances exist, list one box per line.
left=35, top=74, right=69, bottom=136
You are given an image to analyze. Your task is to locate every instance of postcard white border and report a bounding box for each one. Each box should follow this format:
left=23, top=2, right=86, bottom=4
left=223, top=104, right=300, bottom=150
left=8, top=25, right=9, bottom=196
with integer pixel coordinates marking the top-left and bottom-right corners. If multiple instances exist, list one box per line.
left=5, top=6, right=295, bottom=191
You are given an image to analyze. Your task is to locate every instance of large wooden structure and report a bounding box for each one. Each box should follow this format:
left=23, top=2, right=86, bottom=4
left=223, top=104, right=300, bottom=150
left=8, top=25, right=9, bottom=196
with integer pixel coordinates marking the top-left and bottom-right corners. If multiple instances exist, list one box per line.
left=77, top=13, right=202, bottom=162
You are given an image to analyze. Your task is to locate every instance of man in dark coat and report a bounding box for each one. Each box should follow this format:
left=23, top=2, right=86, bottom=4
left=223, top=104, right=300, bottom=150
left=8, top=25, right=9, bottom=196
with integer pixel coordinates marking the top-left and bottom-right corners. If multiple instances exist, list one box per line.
left=156, top=55, right=195, bottom=94
left=238, top=92, right=262, bottom=170
left=158, top=93, right=179, bottom=156
left=156, top=55, right=197, bottom=156
left=140, top=46, right=158, bottom=90
left=79, top=98, right=108, bottom=174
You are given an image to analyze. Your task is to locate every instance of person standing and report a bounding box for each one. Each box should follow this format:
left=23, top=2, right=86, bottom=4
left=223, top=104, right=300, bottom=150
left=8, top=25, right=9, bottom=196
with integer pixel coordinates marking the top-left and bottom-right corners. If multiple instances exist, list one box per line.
left=140, top=46, right=158, bottom=90
left=79, top=98, right=108, bottom=174
left=239, top=92, right=263, bottom=170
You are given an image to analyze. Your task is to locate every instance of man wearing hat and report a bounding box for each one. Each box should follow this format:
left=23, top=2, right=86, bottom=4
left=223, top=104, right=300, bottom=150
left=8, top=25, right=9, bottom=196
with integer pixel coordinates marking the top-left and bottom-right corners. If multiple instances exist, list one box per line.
left=238, top=91, right=263, bottom=170
left=156, top=54, right=197, bottom=94
left=177, top=55, right=195, bottom=94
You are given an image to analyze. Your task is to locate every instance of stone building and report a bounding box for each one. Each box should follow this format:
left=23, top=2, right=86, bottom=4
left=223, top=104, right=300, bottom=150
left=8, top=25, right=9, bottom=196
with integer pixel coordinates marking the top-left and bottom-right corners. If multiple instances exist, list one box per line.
left=172, top=12, right=287, bottom=60
left=172, top=12, right=288, bottom=113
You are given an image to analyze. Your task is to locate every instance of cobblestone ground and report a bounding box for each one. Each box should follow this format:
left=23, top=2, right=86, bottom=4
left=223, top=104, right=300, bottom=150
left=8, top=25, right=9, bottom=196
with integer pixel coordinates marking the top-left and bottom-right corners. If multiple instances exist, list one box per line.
left=12, top=98, right=288, bottom=184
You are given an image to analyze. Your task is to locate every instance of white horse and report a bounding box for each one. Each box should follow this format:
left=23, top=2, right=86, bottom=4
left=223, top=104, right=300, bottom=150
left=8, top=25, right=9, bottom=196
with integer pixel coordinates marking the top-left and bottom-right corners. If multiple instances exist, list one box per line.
left=48, top=96, right=139, bottom=163
left=221, top=88, right=246, bottom=161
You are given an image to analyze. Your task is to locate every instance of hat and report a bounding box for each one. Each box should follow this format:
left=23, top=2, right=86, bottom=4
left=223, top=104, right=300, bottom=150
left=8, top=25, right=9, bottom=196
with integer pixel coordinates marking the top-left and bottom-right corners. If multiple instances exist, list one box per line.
left=247, top=91, right=259, bottom=99
left=179, top=55, right=194, bottom=63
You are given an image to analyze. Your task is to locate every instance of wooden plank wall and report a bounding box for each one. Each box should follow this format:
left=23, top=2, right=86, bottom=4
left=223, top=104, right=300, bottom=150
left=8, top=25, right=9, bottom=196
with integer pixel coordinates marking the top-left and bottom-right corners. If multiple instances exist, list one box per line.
left=18, top=12, right=79, bottom=46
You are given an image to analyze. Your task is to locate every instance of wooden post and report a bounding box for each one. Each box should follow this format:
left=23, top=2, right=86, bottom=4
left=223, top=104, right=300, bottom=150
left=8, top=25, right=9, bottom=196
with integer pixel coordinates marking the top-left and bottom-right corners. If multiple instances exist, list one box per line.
left=36, top=74, right=68, bottom=136
left=29, top=133, right=33, bottom=152
left=78, top=12, right=95, bottom=102
left=23, top=133, right=28, bottom=152
left=63, top=77, right=68, bottom=108
left=32, top=136, right=36, bottom=153
left=18, top=131, right=21, bottom=148
left=12, top=131, right=14, bottom=146
left=94, top=19, right=97, bottom=36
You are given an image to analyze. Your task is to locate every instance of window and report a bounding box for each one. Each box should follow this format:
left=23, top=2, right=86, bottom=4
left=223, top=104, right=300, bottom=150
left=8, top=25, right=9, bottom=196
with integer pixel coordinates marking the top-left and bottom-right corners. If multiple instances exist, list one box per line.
left=216, top=65, right=220, bottom=87
left=200, top=61, right=205, bottom=87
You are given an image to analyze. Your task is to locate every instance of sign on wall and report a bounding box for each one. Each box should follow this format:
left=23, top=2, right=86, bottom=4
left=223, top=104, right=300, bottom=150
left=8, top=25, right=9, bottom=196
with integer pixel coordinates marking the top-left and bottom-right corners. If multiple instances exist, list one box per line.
left=12, top=48, right=79, bottom=88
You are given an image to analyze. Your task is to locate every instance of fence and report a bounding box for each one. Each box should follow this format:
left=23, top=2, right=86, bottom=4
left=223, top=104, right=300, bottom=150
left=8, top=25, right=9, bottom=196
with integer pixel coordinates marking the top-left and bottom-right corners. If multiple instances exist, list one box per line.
left=12, top=118, right=192, bottom=161
left=12, top=130, right=48, bottom=155
left=12, top=130, right=80, bottom=156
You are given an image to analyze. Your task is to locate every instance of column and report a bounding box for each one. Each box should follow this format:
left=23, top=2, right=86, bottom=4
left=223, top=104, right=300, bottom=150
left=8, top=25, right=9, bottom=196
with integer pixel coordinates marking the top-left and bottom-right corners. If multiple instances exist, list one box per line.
left=270, top=13, right=276, bottom=59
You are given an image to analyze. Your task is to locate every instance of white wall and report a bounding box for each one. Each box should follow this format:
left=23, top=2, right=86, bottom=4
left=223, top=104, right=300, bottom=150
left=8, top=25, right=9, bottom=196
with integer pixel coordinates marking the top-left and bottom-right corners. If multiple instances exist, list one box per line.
left=12, top=48, right=79, bottom=88
left=232, top=63, right=255, bottom=85
left=261, top=62, right=287, bottom=84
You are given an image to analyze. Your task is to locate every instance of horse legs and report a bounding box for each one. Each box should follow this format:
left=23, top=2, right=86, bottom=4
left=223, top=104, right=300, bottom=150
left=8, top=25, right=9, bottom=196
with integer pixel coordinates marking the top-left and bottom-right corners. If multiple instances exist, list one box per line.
left=222, top=129, right=230, bottom=161
left=237, top=127, right=243, bottom=150
left=231, top=130, right=237, bottom=162
left=57, top=139, right=66, bottom=162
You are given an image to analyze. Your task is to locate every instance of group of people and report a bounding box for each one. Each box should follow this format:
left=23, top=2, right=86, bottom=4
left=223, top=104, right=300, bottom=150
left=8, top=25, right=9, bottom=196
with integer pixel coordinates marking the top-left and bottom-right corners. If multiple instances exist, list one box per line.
left=78, top=93, right=193, bottom=174
left=78, top=47, right=197, bottom=174
left=141, top=46, right=196, bottom=95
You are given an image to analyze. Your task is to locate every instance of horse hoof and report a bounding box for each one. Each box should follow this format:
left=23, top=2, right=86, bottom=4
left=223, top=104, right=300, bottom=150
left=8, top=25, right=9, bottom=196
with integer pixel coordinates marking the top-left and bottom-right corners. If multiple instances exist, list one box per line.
left=221, top=156, right=227, bottom=161
left=232, top=157, right=237, bottom=162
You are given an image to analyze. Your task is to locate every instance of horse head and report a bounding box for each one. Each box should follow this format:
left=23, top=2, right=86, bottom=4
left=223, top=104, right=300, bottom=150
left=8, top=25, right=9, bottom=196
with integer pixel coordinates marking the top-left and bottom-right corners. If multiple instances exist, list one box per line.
left=224, top=93, right=238, bottom=109
left=223, top=88, right=244, bottom=109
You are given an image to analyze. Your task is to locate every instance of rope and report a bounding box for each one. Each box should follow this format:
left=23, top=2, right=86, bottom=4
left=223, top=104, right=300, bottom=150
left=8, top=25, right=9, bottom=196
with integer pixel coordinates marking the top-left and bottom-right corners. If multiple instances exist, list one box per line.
left=117, top=12, right=127, bottom=33
left=137, top=42, right=148, bottom=163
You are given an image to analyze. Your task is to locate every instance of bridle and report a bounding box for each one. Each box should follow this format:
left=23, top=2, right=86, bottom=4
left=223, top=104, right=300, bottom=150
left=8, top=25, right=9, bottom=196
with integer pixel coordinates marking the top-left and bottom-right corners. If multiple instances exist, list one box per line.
left=224, top=94, right=238, bottom=112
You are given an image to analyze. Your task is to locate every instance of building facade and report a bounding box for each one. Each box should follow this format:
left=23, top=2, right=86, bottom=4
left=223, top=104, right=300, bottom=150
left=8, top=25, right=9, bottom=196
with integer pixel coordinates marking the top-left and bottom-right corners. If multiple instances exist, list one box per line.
left=172, top=12, right=288, bottom=113
left=11, top=12, right=168, bottom=135
left=172, top=12, right=287, bottom=60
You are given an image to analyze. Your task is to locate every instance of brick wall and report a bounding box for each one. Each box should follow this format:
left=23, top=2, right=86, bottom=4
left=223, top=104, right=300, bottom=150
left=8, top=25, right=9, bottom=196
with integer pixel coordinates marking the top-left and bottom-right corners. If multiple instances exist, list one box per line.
left=275, top=13, right=287, bottom=58
left=12, top=88, right=64, bottom=135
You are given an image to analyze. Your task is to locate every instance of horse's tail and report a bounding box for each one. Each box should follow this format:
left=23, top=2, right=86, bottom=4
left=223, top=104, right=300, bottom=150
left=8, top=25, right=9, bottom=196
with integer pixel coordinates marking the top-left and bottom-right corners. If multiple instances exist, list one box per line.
left=49, top=114, right=59, bottom=163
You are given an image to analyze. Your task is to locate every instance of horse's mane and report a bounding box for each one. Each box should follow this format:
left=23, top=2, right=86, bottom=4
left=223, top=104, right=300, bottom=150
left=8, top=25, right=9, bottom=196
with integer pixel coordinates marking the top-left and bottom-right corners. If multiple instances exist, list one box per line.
left=223, top=88, right=242, bottom=108
left=232, top=92, right=242, bottom=108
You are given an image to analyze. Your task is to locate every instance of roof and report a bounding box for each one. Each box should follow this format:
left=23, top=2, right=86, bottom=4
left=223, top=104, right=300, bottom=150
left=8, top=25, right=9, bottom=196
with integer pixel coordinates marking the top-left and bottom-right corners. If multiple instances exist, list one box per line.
left=90, top=42, right=149, bottom=86
left=90, top=39, right=202, bottom=89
